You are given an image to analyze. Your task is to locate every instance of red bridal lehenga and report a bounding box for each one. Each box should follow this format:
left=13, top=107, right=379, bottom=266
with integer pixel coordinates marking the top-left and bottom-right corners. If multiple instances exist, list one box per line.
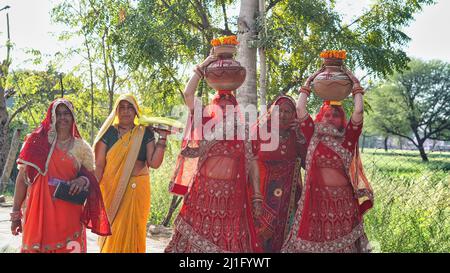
left=254, top=96, right=307, bottom=252
left=282, top=103, right=374, bottom=253
left=165, top=91, right=262, bottom=253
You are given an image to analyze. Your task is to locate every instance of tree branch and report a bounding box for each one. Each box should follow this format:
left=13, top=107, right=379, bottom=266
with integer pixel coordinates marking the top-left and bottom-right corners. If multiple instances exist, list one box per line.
left=221, top=0, right=230, bottom=33
left=4, top=88, right=15, bottom=100
left=161, top=0, right=204, bottom=31
left=382, top=125, right=418, bottom=147
left=192, top=0, right=210, bottom=30
left=101, top=28, right=111, bottom=93
left=6, top=102, right=28, bottom=129
left=426, top=122, right=450, bottom=140
left=266, top=0, right=283, bottom=12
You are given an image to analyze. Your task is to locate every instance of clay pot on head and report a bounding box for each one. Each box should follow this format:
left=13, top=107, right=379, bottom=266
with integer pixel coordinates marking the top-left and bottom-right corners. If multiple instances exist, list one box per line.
left=311, top=58, right=353, bottom=101
left=204, top=45, right=246, bottom=91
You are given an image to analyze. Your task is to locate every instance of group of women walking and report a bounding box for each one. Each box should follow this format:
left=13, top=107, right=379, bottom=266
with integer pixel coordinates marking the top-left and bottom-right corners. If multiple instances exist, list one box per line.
left=9, top=53, right=373, bottom=253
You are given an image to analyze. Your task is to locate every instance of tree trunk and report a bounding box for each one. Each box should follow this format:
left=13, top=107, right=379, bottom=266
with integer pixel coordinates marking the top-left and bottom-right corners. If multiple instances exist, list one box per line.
left=0, top=129, right=20, bottom=192
left=384, top=136, right=389, bottom=152
left=236, top=0, right=258, bottom=108
left=0, top=127, right=8, bottom=177
left=84, top=36, right=95, bottom=144
left=0, top=87, right=8, bottom=175
left=258, top=0, right=267, bottom=108
left=418, top=142, right=429, bottom=162
left=0, top=12, right=12, bottom=175
left=102, top=28, right=117, bottom=113
left=399, top=137, right=403, bottom=150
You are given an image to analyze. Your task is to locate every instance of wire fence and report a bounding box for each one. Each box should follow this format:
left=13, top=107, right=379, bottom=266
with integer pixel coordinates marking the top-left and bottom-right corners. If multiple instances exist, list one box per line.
left=358, top=137, right=449, bottom=253
left=1, top=139, right=449, bottom=253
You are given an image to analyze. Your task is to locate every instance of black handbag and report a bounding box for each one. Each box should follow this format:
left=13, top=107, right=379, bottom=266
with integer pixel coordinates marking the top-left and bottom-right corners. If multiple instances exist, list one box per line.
left=53, top=182, right=89, bottom=205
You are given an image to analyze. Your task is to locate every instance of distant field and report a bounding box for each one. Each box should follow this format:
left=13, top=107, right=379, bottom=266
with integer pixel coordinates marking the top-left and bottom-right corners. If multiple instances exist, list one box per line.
left=149, top=147, right=450, bottom=252
left=360, top=149, right=450, bottom=252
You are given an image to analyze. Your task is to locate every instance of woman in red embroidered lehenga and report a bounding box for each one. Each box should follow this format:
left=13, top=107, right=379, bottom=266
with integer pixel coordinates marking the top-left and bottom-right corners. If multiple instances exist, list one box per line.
left=252, top=96, right=307, bottom=253
left=164, top=55, right=263, bottom=253
left=282, top=67, right=374, bottom=253
left=10, top=98, right=110, bottom=253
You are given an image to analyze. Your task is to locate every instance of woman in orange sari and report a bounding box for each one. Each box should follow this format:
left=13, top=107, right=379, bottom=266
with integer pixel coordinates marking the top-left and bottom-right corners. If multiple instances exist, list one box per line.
left=94, top=94, right=169, bottom=253
left=10, top=98, right=110, bottom=253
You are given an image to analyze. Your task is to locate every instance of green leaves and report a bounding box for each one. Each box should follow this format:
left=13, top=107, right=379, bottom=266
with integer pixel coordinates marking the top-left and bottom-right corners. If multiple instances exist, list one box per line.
left=36, top=0, right=439, bottom=136
left=265, top=0, right=435, bottom=100
left=365, top=59, right=450, bottom=154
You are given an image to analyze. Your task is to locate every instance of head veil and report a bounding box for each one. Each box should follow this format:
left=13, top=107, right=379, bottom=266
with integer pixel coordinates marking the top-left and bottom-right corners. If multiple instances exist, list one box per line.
left=17, top=98, right=111, bottom=236
left=93, top=93, right=142, bottom=150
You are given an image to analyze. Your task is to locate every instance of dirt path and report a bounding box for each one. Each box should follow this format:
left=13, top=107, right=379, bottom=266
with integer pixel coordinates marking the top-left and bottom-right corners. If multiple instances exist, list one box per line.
left=0, top=205, right=172, bottom=253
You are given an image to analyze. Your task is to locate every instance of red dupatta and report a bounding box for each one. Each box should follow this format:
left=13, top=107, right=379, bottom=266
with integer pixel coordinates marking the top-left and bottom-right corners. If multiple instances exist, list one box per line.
left=17, top=98, right=111, bottom=236
left=313, top=102, right=373, bottom=214
left=282, top=102, right=373, bottom=252
left=169, top=90, right=240, bottom=195
left=169, top=91, right=262, bottom=252
left=307, top=101, right=374, bottom=216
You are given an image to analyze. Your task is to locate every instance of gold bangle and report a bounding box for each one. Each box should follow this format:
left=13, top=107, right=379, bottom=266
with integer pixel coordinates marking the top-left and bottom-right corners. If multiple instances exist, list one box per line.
left=194, top=65, right=205, bottom=78
left=352, top=87, right=365, bottom=96
left=299, top=86, right=311, bottom=96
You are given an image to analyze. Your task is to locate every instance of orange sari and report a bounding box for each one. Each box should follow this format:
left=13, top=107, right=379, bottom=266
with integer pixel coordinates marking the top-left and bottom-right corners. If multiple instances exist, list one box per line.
left=21, top=147, right=86, bottom=253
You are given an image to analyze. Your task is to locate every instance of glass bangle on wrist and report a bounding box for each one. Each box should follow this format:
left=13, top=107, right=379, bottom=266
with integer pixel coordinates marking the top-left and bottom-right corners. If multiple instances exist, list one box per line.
left=352, top=87, right=365, bottom=96
left=193, top=65, right=205, bottom=79
left=299, top=86, right=311, bottom=96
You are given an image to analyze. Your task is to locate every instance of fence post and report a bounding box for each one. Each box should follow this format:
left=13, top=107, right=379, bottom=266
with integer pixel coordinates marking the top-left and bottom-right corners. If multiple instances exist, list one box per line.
left=161, top=195, right=183, bottom=227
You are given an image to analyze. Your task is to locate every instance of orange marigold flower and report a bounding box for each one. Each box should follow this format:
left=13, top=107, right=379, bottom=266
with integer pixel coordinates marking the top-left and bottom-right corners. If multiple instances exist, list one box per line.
left=210, top=35, right=239, bottom=46
left=320, top=50, right=347, bottom=60
left=119, top=8, right=126, bottom=23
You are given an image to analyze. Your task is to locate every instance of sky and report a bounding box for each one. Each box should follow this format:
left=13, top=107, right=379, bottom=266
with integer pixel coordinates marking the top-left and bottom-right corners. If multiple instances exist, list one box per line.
left=334, top=0, right=450, bottom=62
left=0, top=0, right=449, bottom=73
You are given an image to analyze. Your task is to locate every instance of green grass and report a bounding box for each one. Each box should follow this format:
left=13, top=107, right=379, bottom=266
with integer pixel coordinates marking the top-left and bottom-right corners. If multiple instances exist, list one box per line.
left=149, top=143, right=182, bottom=225
left=4, top=146, right=449, bottom=252
left=361, top=149, right=450, bottom=253
left=148, top=147, right=450, bottom=252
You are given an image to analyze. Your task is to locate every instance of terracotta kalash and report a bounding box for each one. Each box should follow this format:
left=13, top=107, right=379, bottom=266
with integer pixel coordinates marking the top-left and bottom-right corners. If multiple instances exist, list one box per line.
left=203, top=35, right=246, bottom=92
left=309, top=50, right=354, bottom=101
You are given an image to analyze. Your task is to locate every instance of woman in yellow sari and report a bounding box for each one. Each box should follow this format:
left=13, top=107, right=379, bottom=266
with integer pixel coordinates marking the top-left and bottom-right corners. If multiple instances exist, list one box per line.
left=94, top=94, right=169, bottom=253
